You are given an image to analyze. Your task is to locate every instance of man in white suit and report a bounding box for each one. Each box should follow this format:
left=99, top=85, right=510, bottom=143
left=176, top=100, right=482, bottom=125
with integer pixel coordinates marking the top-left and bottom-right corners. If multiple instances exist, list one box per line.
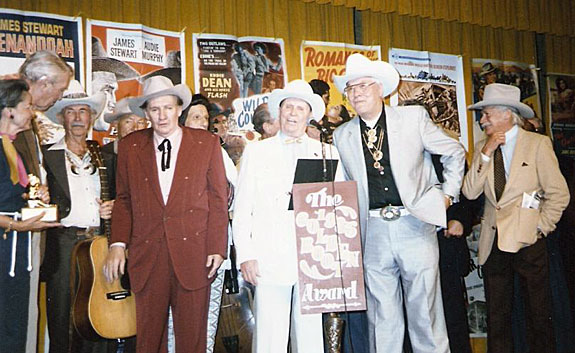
left=463, top=83, right=569, bottom=353
left=233, top=80, right=341, bottom=353
left=332, top=54, right=465, bottom=353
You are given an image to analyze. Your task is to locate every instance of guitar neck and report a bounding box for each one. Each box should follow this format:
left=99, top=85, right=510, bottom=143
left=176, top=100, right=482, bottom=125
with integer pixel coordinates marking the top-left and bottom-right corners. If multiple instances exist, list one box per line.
left=88, top=141, right=112, bottom=240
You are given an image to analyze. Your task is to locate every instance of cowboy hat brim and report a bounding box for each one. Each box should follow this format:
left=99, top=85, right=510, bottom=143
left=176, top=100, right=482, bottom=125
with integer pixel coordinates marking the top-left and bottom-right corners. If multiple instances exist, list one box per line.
left=268, top=87, right=326, bottom=122
left=333, top=59, right=400, bottom=98
left=468, top=98, right=534, bottom=119
left=44, top=92, right=107, bottom=124
left=129, top=84, right=192, bottom=118
left=93, top=58, right=140, bottom=81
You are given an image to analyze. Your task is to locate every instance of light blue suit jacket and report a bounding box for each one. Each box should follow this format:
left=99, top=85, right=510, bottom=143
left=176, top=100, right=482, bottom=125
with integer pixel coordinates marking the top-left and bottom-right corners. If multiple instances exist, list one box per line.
left=333, top=105, right=465, bottom=246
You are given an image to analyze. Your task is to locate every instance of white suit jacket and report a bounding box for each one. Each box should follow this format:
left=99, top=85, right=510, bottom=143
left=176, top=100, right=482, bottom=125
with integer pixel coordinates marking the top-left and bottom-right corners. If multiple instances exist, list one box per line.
left=232, top=134, right=343, bottom=285
left=463, top=128, right=569, bottom=265
left=333, top=105, right=465, bottom=246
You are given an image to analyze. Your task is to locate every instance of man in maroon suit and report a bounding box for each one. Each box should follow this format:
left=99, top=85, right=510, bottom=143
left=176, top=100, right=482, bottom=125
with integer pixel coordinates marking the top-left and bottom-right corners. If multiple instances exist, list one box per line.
left=104, top=76, right=229, bottom=353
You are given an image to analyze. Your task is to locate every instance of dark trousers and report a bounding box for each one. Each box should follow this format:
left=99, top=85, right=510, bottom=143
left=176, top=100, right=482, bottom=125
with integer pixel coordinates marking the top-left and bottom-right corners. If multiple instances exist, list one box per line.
left=483, top=237, right=554, bottom=353
left=438, top=234, right=472, bottom=353
left=42, top=227, right=108, bottom=353
left=0, top=232, right=30, bottom=353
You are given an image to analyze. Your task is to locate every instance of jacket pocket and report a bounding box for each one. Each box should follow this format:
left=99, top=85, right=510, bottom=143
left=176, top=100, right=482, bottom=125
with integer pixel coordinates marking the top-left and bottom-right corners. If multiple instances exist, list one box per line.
left=516, top=207, right=539, bottom=245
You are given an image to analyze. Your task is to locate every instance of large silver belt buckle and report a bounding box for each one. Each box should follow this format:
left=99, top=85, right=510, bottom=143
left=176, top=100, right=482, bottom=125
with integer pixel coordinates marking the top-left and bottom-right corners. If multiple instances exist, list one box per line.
left=381, top=206, right=400, bottom=221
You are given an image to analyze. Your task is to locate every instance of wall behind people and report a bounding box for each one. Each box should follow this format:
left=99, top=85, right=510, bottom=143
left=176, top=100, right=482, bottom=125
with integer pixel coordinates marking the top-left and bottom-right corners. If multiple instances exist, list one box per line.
left=0, top=0, right=354, bottom=91
left=298, top=0, right=575, bottom=38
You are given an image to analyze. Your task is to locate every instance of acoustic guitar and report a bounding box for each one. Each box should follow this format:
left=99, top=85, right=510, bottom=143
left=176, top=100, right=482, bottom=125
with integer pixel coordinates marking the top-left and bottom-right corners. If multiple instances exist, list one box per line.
left=71, top=141, right=136, bottom=340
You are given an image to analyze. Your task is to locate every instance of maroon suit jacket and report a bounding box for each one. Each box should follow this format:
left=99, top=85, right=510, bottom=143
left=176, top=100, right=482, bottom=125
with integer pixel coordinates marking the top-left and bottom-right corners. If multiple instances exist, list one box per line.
left=111, top=127, right=229, bottom=292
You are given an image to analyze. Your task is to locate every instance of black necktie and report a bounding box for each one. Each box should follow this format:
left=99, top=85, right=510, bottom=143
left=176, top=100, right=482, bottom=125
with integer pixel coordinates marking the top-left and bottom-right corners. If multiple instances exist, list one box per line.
left=158, top=139, right=171, bottom=172
left=494, top=146, right=506, bottom=201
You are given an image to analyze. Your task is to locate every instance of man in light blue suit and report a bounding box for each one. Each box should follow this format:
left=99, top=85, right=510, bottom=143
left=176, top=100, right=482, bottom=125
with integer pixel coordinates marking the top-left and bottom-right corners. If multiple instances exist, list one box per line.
left=332, top=54, right=465, bottom=353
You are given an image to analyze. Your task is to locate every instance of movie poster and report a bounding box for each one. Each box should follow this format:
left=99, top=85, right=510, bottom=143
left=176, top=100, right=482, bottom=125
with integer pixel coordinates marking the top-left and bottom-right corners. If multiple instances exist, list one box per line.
left=300, top=41, right=381, bottom=116
left=87, top=19, right=185, bottom=143
left=389, top=48, right=469, bottom=150
left=548, top=73, right=575, bottom=159
left=0, top=8, right=84, bottom=144
left=471, top=59, right=541, bottom=144
left=193, top=34, right=286, bottom=134
left=465, top=225, right=488, bottom=338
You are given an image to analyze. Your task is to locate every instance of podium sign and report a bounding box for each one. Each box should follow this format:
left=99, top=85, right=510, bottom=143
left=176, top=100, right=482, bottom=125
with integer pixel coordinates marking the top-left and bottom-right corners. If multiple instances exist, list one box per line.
left=293, top=181, right=366, bottom=315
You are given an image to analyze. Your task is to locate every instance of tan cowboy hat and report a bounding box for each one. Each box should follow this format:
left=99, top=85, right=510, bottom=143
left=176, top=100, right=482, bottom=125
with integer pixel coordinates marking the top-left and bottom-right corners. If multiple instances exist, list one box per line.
left=333, top=53, right=400, bottom=98
left=129, top=76, right=192, bottom=117
left=44, top=80, right=106, bottom=124
left=268, top=79, right=325, bottom=122
left=104, top=97, right=143, bottom=123
left=468, top=83, right=534, bottom=118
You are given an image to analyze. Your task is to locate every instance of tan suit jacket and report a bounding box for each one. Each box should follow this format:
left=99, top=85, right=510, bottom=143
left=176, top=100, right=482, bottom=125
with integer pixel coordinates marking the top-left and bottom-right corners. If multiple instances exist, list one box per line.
left=463, top=128, right=569, bottom=265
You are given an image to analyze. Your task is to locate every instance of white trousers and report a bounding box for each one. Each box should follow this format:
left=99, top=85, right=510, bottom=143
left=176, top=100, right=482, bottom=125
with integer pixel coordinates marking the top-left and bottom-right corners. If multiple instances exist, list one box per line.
left=253, top=282, right=324, bottom=353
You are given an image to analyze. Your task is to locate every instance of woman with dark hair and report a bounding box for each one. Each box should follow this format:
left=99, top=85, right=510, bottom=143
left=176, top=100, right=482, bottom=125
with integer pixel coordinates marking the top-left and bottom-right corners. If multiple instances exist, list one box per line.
left=0, top=79, right=58, bottom=352
left=179, top=93, right=211, bottom=130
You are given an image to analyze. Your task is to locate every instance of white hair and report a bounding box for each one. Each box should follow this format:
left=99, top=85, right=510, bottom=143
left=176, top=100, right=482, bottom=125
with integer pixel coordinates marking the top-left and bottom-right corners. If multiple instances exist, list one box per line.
left=491, top=105, right=524, bottom=127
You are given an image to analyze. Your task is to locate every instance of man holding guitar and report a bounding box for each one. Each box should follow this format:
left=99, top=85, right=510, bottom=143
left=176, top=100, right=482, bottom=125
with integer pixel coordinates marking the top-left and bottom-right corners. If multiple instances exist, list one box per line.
left=41, top=80, right=115, bottom=353
left=104, top=76, right=229, bottom=353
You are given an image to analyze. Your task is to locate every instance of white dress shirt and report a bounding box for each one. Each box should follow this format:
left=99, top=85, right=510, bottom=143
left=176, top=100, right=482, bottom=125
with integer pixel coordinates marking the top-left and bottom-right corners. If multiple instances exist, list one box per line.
left=154, top=127, right=183, bottom=204
left=48, top=138, right=101, bottom=228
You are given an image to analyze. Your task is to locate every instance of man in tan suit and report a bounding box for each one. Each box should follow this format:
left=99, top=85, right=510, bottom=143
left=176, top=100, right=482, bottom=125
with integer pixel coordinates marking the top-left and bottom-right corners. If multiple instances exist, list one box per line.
left=463, top=83, right=570, bottom=353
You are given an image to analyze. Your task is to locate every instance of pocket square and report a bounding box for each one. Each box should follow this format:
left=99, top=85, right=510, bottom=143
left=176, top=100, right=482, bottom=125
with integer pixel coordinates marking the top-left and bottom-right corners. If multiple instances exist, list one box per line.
left=522, top=162, right=529, bottom=166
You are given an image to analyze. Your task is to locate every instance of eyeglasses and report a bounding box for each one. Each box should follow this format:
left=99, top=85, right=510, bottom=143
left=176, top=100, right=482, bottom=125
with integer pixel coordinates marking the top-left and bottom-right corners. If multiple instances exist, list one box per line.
left=344, top=81, right=377, bottom=95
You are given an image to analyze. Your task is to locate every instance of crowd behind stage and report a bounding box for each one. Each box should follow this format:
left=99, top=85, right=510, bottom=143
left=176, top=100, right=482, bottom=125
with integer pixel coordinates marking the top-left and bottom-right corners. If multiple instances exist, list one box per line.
left=0, top=51, right=574, bottom=353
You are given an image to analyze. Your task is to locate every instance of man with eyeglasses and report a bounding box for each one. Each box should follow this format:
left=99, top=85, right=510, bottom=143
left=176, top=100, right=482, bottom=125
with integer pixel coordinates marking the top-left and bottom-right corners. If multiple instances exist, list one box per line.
left=332, top=54, right=465, bottom=353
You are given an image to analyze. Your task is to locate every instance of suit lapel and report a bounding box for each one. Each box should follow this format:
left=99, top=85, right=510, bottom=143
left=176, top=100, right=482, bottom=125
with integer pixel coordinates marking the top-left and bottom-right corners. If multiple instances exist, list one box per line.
left=166, top=129, right=196, bottom=209
left=346, top=118, right=369, bottom=200
left=384, top=106, right=401, bottom=178
left=44, top=149, right=70, bottom=200
left=137, top=130, right=164, bottom=206
left=499, top=128, right=526, bottom=205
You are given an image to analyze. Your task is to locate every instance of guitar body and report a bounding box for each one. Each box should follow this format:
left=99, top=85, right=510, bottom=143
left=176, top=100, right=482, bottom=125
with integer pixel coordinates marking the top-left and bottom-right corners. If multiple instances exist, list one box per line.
left=72, top=236, right=137, bottom=340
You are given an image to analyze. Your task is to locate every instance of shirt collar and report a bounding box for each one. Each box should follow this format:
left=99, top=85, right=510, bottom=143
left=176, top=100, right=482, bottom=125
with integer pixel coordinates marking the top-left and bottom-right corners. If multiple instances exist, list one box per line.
left=48, top=137, right=67, bottom=151
left=504, top=125, right=519, bottom=144
left=278, top=131, right=308, bottom=143
left=153, top=127, right=182, bottom=149
left=360, top=109, right=384, bottom=129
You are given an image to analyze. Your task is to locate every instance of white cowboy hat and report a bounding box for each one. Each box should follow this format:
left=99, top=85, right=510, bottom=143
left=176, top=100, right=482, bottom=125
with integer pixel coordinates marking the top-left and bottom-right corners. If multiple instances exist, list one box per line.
left=44, top=80, right=106, bottom=124
left=268, top=79, right=325, bottom=122
left=104, top=97, right=142, bottom=123
left=468, top=83, right=534, bottom=118
left=333, top=53, right=400, bottom=98
left=129, top=76, right=192, bottom=117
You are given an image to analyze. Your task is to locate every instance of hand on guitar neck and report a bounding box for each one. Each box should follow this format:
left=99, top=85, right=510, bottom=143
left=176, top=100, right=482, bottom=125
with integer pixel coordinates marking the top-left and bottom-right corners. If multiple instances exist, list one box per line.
left=96, top=198, right=115, bottom=220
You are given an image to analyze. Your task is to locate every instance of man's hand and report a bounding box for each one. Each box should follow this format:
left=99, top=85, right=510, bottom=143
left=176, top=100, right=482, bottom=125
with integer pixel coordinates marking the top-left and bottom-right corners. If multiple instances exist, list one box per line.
left=481, top=132, right=506, bottom=157
left=206, top=254, right=224, bottom=279
left=97, top=198, right=115, bottom=220
left=240, top=260, right=260, bottom=286
left=444, top=220, right=464, bottom=238
left=104, top=246, right=126, bottom=283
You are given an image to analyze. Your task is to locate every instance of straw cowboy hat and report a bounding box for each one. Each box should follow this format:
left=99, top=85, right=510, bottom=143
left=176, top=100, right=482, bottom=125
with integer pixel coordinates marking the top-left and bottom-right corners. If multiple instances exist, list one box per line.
left=468, top=83, right=534, bottom=118
left=129, top=76, right=192, bottom=117
left=333, top=53, right=400, bottom=98
left=104, top=97, right=142, bottom=123
left=268, top=79, right=325, bottom=122
left=92, top=36, right=139, bottom=81
left=44, top=80, right=106, bottom=124
left=139, top=50, right=182, bottom=85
